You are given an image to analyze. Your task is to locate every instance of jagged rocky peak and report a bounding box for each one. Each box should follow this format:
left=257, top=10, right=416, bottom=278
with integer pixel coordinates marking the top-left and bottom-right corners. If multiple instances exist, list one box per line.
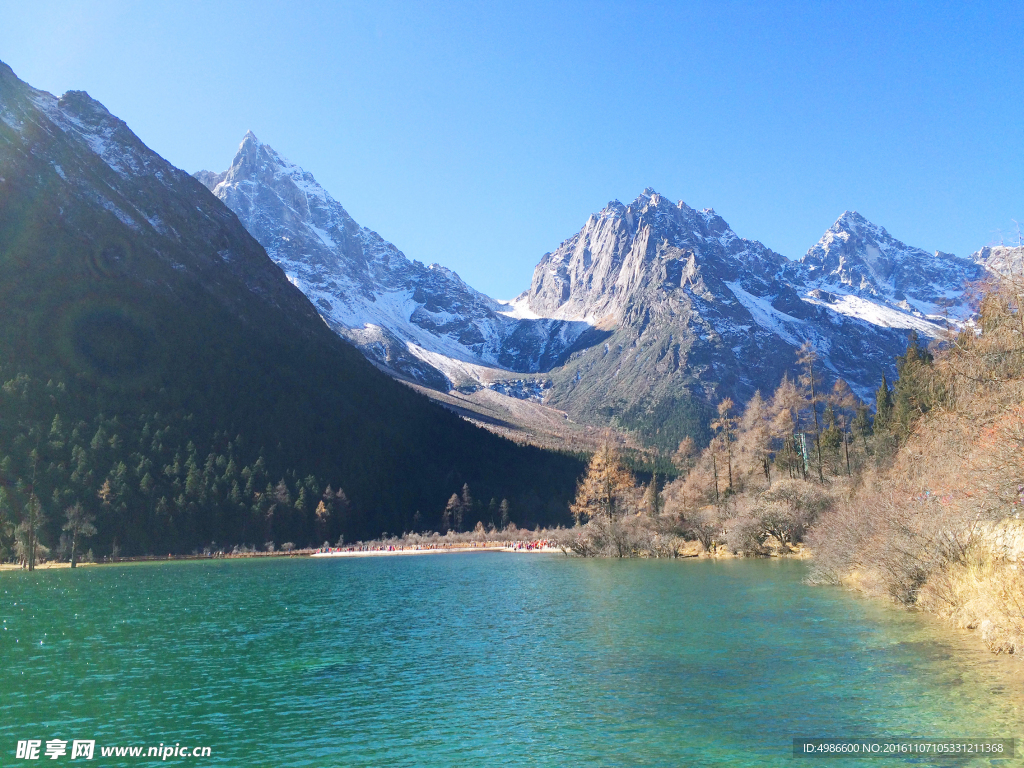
left=211, top=132, right=331, bottom=209
left=803, top=210, right=902, bottom=282
left=196, top=132, right=377, bottom=276
left=193, top=133, right=269, bottom=192
left=194, top=169, right=226, bottom=191
left=198, top=133, right=594, bottom=388
left=56, top=89, right=112, bottom=122
left=835, top=209, right=873, bottom=232
left=801, top=210, right=983, bottom=313
left=525, top=188, right=786, bottom=321
left=223, top=130, right=271, bottom=182
left=0, top=62, right=169, bottom=187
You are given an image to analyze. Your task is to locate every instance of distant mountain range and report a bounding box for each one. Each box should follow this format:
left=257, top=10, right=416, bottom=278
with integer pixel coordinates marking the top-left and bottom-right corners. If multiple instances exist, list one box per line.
left=199, top=136, right=1000, bottom=450
left=0, top=61, right=583, bottom=551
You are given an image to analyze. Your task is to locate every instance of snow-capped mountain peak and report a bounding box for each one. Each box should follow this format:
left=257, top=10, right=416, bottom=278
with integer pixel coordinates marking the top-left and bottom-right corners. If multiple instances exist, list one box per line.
left=525, top=187, right=787, bottom=322
left=196, top=136, right=592, bottom=391
left=800, top=211, right=983, bottom=320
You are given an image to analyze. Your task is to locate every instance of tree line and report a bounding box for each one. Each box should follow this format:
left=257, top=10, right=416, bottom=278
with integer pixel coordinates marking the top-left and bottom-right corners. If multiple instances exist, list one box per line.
left=556, top=328, right=953, bottom=559
left=809, top=273, right=1024, bottom=634
left=0, top=363, right=583, bottom=568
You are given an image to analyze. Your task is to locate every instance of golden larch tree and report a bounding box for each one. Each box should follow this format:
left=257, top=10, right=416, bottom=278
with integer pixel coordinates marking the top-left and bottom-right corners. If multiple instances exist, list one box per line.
left=570, top=444, right=636, bottom=524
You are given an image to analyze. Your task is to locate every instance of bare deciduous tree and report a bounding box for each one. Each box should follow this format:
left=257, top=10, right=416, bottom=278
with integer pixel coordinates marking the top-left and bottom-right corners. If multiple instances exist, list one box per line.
left=62, top=502, right=96, bottom=568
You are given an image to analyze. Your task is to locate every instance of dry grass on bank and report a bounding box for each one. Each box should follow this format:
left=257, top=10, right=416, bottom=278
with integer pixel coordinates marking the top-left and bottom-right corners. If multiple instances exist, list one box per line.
left=917, top=531, right=1024, bottom=655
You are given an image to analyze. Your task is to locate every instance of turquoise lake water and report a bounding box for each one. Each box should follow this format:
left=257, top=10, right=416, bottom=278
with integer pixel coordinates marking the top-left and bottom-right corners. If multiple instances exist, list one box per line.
left=1, top=554, right=1021, bottom=766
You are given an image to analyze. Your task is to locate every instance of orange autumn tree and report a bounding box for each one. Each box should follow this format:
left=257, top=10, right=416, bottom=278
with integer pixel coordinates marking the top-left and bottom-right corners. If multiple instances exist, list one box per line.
left=570, top=444, right=636, bottom=524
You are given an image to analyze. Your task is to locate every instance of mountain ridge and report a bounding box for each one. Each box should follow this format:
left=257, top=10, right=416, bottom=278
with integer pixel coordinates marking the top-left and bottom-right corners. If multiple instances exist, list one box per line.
left=199, top=133, right=989, bottom=451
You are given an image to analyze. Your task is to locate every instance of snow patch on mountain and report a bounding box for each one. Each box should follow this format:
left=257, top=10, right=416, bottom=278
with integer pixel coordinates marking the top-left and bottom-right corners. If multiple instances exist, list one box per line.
left=802, top=292, right=945, bottom=336
left=724, top=281, right=803, bottom=346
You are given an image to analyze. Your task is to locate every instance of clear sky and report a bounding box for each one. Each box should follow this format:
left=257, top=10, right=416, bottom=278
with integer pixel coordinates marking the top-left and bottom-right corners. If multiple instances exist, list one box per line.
left=2, top=1, right=1021, bottom=299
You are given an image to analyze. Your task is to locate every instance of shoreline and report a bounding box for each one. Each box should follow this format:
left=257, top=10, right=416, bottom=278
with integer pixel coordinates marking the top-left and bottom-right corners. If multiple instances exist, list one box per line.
left=311, top=543, right=561, bottom=558
left=0, top=549, right=316, bottom=571
left=0, top=541, right=813, bottom=570
left=0, top=543, right=562, bottom=570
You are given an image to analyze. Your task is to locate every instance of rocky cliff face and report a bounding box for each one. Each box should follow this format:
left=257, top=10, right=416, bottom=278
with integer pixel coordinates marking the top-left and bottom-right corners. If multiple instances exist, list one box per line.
left=526, top=189, right=789, bottom=322
left=197, top=134, right=590, bottom=391
left=972, top=244, right=1024, bottom=277
left=522, top=192, right=982, bottom=442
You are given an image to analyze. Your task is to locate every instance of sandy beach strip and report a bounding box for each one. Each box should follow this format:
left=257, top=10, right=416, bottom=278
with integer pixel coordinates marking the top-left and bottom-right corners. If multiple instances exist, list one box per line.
left=311, top=545, right=561, bottom=558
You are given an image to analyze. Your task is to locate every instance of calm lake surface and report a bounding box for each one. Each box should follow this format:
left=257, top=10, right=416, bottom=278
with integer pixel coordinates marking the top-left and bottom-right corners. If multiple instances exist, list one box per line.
left=1, top=555, right=1021, bottom=766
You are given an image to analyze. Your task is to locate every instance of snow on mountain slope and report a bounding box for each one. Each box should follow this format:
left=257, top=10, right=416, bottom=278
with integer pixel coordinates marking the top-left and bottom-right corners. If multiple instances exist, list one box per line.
left=799, top=211, right=983, bottom=323
left=196, top=133, right=590, bottom=392
left=524, top=191, right=983, bottom=424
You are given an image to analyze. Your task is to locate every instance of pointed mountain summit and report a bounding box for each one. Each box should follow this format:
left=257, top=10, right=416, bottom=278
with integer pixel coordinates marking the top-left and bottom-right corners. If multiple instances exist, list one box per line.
left=526, top=189, right=789, bottom=323
left=801, top=211, right=983, bottom=317
left=197, top=134, right=591, bottom=390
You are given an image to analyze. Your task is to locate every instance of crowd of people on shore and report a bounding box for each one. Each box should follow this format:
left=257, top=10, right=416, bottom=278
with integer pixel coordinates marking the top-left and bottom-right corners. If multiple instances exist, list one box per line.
left=505, top=539, right=551, bottom=551
left=315, top=542, right=462, bottom=554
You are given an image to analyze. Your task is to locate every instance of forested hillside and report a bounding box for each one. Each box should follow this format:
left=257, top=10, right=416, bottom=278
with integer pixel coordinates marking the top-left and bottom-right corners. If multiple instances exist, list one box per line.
left=0, top=61, right=583, bottom=562
left=809, top=271, right=1024, bottom=653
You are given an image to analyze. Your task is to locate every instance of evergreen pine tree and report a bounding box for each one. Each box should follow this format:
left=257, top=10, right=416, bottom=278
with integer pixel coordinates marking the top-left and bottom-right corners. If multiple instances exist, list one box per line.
left=17, top=494, right=47, bottom=571
left=0, top=488, right=13, bottom=561
left=820, top=404, right=842, bottom=474
left=643, top=475, right=662, bottom=517
left=443, top=493, right=459, bottom=532
left=874, top=375, right=893, bottom=432
left=852, top=404, right=872, bottom=451
left=459, top=483, right=473, bottom=530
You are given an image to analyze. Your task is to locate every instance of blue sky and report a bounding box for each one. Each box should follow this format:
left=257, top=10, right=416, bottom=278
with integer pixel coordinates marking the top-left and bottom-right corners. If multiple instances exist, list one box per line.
left=2, top=1, right=1021, bottom=299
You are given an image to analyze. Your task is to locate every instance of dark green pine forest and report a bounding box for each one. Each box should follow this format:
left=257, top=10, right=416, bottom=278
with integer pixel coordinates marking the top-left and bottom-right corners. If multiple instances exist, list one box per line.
left=0, top=61, right=583, bottom=560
